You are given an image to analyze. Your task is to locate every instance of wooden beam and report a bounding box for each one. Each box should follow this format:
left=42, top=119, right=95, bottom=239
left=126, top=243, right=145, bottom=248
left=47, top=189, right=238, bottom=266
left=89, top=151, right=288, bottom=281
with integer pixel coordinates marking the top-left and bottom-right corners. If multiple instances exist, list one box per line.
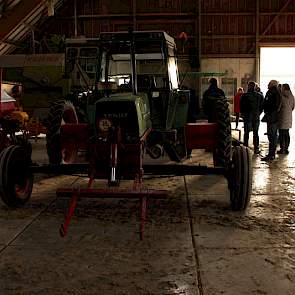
left=260, top=0, right=293, bottom=37
left=202, top=34, right=295, bottom=39
left=132, top=0, right=136, bottom=30
left=255, top=0, right=260, bottom=83
left=0, top=0, right=44, bottom=41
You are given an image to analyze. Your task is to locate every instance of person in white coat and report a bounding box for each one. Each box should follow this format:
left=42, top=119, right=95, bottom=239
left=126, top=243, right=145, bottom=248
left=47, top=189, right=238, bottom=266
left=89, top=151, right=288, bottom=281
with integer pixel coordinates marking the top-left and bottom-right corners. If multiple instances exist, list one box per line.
left=277, top=83, right=295, bottom=154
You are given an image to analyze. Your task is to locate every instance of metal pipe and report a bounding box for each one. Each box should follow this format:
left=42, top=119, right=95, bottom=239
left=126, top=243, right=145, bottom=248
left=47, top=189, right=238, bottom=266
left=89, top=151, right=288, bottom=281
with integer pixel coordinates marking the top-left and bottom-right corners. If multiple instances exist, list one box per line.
left=197, top=0, right=201, bottom=102
left=74, top=0, right=77, bottom=37
left=129, top=28, right=137, bottom=95
left=132, top=0, right=136, bottom=30
left=255, top=0, right=260, bottom=83
left=29, top=163, right=226, bottom=176
left=143, top=164, right=226, bottom=176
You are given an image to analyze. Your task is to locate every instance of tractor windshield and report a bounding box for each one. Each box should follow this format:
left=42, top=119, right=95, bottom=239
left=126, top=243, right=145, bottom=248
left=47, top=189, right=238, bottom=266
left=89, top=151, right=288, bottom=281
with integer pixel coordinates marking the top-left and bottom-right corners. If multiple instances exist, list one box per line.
left=98, top=31, right=179, bottom=93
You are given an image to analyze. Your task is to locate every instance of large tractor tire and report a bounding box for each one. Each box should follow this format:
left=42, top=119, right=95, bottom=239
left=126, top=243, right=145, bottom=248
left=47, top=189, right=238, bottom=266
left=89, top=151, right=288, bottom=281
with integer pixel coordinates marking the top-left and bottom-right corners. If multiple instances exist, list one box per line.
left=213, top=98, right=232, bottom=168
left=45, top=100, right=78, bottom=164
left=228, top=146, right=252, bottom=211
left=0, top=145, right=33, bottom=207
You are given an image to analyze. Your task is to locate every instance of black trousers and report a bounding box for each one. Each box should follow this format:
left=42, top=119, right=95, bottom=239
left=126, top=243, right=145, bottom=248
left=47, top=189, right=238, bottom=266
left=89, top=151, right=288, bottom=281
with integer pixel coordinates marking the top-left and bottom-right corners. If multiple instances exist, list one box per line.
left=243, top=119, right=260, bottom=150
left=279, top=129, right=290, bottom=151
left=235, top=112, right=240, bottom=128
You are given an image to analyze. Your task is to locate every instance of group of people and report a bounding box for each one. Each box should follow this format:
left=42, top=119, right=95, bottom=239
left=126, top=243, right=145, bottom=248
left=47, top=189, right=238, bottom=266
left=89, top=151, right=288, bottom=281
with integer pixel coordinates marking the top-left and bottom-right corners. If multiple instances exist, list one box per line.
left=234, top=79, right=295, bottom=161
left=202, top=77, right=295, bottom=161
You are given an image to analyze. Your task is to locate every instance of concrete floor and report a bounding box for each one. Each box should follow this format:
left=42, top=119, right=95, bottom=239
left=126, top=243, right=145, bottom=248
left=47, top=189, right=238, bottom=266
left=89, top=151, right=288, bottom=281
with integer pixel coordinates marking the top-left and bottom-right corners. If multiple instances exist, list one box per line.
left=1, top=122, right=295, bottom=295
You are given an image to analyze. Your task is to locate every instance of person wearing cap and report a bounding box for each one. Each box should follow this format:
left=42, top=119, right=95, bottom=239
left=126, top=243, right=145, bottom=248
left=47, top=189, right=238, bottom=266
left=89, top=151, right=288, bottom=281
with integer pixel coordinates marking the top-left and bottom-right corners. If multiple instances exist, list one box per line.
left=202, top=77, right=225, bottom=122
left=261, top=80, right=281, bottom=161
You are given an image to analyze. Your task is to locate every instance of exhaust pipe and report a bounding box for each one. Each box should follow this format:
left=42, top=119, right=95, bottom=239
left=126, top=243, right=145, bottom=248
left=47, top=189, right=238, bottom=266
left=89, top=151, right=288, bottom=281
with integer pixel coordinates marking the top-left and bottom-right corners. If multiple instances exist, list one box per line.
left=128, top=28, right=137, bottom=95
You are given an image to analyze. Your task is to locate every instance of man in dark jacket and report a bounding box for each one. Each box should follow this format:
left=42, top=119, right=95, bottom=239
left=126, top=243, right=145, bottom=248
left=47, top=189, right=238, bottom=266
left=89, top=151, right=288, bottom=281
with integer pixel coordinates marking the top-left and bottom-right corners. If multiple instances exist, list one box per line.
left=202, top=77, right=225, bottom=122
left=261, top=80, right=281, bottom=161
left=240, top=81, right=264, bottom=154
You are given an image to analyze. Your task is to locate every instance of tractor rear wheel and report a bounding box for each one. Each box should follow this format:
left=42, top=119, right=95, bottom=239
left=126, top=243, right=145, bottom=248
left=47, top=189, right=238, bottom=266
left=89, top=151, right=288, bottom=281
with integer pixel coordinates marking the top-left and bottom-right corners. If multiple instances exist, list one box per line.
left=0, top=145, right=33, bottom=207
left=45, top=100, right=78, bottom=164
left=228, top=146, right=252, bottom=210
left=213, top=98, right=232, bottom=168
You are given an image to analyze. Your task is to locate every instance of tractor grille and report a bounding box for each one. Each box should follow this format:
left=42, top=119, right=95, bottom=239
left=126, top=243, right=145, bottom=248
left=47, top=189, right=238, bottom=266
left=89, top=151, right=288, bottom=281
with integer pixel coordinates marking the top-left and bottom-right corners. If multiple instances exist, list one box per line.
left=96, top=101, right=139, bottom=143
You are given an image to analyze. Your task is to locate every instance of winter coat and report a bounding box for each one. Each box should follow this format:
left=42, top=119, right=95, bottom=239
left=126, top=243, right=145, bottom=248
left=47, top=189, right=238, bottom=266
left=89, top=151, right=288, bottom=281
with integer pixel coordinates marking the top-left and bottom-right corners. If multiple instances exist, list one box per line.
left=278, top=90, right=295, bottom=129
left=240, top=90, right=264, bottom=121
left=234, top=92, right=242, bottom=113
left=262, top=87, right=281, bottom=123
left=202, top=86, right=225, bottom=120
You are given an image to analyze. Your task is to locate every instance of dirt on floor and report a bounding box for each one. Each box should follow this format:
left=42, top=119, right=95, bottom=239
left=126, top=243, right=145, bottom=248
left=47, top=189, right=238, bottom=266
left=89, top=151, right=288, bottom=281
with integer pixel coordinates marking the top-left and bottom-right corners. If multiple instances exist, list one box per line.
left=1, top=126, right=295, bottom=295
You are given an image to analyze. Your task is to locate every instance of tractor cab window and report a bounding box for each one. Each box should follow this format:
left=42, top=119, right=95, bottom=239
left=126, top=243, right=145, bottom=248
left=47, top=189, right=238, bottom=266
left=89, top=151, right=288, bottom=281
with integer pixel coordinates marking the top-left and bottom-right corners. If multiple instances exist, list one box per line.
left=66, top=47, right=78, bottom=73
left=98, top=33, right=179, bottom=93
left=66, top=46, right=99, bottom=89
left=78, top=48, right=99, bottom=79
left=99, top=52, right=169, bottom=92
left=167, top=46, right=179, bottom=90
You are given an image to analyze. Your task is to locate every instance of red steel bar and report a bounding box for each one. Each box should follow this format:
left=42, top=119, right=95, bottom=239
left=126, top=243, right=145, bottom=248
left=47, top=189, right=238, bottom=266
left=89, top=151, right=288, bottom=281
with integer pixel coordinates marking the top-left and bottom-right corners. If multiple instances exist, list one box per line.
left=56, top=188, right=167, bottom=199
left=56, top=187, right=166, bottom=239
left=59, top=193, right=79, bottom=237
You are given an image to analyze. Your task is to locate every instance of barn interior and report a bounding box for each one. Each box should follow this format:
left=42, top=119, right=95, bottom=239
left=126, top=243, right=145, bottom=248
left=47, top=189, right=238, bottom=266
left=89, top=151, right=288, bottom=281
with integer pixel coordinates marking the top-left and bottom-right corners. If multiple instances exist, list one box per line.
left=1, top=1, right=295, bottom=294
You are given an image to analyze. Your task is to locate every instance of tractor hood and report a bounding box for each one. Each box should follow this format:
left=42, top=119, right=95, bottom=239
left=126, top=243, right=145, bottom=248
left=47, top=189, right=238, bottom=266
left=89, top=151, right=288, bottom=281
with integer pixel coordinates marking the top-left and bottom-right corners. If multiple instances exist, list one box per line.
left=95, top=92, right=151, bottom=141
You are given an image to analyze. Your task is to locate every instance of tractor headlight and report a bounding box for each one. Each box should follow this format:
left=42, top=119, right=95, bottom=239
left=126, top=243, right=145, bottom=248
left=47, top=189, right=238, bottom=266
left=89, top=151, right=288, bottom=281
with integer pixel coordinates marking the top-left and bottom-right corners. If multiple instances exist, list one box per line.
left=98, top=118, right=112, bottom=132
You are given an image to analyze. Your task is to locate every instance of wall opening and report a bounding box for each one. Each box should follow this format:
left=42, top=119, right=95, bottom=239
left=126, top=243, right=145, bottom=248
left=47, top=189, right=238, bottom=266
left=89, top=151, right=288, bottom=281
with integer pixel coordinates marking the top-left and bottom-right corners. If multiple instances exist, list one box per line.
left=260, top=47, right=295, bottom=95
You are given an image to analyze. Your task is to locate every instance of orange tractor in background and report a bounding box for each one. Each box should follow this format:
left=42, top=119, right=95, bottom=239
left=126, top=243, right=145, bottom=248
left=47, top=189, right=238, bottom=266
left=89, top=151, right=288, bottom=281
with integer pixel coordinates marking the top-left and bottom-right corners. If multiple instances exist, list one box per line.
left=0, top=80, right=32, bottom=153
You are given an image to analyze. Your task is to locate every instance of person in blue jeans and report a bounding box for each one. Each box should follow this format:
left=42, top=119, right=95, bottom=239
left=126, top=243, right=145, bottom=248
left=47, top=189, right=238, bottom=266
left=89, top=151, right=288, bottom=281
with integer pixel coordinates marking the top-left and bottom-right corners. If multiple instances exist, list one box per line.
left=261, top=80, right=281, bottom=161
left=240, top=81, right=264, bottom=154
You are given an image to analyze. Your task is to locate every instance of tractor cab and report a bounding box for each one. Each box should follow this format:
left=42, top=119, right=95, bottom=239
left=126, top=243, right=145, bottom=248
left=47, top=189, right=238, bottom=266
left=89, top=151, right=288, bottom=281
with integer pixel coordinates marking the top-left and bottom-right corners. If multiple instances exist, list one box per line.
left=96, top=31, right=190, bottom=160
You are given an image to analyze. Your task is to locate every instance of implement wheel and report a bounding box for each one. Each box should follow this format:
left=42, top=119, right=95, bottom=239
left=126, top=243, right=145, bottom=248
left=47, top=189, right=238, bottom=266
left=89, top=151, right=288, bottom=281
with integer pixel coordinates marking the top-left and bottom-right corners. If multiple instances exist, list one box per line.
left=45, top=100, right=78, bottom=164
left=0, top=145, right=33, bottom=207
left=228, top=146, right=252, bottom=211
left=213, top=98, right=232, bottom=168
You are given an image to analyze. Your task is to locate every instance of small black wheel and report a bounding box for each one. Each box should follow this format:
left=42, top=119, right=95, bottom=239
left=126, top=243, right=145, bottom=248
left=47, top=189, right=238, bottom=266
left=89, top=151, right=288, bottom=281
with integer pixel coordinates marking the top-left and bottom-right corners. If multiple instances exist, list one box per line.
left=147, top=144, right=163, bottom=159
left=45, top=100, right=78, bottom=164
left=228, top=146, right=252, bottom=211
left=213, top=98, right=232, bottom=168
left=0, top=145, right=33, bottom=207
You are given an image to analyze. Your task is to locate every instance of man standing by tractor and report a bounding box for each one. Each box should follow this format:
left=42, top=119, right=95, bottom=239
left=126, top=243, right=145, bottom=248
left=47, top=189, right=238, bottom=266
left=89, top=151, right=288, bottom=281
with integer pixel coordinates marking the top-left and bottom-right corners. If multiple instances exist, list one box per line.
left=261, top=79, right=281, bottom=161
left=202, top=77, right=225, bottom=122
left=240, top=81, right=264, bottom=154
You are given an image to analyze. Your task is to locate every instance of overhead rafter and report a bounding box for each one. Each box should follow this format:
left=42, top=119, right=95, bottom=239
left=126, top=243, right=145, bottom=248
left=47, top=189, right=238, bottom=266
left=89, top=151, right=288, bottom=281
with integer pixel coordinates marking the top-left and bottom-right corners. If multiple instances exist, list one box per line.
left=0, top=0, right=65, bottom=55
left=259, top=0, right=293, bottom=37
left=248, top=0, right=293, bottom=53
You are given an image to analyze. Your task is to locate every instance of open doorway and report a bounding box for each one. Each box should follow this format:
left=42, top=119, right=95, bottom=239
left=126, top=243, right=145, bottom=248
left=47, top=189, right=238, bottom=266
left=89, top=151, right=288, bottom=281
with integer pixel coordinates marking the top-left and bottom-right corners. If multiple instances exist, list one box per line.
left=260, top=47, right=295, bottom=95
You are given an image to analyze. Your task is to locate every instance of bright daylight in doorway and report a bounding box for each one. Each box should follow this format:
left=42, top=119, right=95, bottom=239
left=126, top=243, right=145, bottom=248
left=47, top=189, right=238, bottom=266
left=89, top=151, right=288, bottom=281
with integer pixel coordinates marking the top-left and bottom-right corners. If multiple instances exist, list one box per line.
left=260, top=47, right=295, bottom=95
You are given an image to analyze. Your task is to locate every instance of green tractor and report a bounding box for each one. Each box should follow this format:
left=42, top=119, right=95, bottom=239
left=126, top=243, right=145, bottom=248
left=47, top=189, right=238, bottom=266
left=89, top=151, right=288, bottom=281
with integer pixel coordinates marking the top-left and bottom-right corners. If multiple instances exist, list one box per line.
left=47, top=31, right=232, bottom=165
left=0, top=30, right=252, bottom=239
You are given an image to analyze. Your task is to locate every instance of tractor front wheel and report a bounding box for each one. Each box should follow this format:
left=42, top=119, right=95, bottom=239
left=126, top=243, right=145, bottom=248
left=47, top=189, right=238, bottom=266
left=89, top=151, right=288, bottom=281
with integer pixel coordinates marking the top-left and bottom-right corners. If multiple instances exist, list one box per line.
left=0, top=145, right=33, bottom=207
left=228, top=146, right=252, bottom=211
left=45, top=100, right=78, bottom=164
